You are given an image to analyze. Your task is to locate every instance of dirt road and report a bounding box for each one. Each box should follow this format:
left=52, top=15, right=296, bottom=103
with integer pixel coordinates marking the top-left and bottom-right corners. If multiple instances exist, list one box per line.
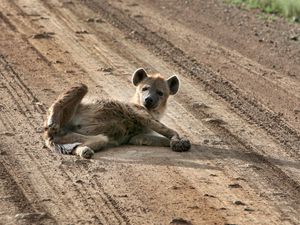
left=0, top=0, right=299, bottom=224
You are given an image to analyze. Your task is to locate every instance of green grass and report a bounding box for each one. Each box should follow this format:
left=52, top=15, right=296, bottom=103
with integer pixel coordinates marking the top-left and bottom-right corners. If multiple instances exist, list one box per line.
left=226, top=0, right=300, bottom=22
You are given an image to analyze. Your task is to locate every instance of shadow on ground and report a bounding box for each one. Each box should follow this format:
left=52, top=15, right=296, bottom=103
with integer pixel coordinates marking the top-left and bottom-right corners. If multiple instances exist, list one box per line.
left=91, top=144, right=300, bottom=171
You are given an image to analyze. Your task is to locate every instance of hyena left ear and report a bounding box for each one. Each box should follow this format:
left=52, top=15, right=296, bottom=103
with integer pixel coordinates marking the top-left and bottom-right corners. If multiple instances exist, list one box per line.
left=167, top=75, right=180, bottom=95
left=132, top=68, right=148, bottom=86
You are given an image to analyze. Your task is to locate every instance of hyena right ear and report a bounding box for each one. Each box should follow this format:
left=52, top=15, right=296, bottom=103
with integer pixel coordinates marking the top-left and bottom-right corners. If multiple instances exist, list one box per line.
left=132, top=68, right=148, bottom=86
left=167, top=75, right=180, bottom=95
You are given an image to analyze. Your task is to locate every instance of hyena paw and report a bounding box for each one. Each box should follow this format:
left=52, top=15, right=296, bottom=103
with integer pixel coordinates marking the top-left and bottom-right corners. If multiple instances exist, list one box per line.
left=76, top=146, right=94, bottom=159
left=45, top=116, right=60, bottom=135
left=170, top=137, right=191, bottom=152
left=45, top=123, right=60, bottom=137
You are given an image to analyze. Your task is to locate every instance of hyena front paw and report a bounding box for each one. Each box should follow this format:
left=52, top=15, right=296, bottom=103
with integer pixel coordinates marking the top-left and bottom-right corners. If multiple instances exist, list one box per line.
left=76, top=146, right=94, bottom=159
left=170, top=137, right=191, bottom=152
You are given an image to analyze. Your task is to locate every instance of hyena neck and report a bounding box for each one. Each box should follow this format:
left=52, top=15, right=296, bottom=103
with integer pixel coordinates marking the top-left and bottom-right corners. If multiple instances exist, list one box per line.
left=149, top=108, right=165, bottom=120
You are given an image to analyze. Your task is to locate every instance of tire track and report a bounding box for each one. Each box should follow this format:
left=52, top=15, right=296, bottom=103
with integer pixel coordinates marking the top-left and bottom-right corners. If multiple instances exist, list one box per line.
left=0, top=88, right=58, bottom=223
left=3, top=52, right=85, bottom=221
left=178, top=94, right=300, bottom=203
left=63, top=162, right=124, bottom=225
left=84, top=0, right=300, bottom=156
left=0, top=66, right=40, bottom=130
left=0, top=55, right=46, bottom=118
left=0, top=154, right=58, bottom=225
left=0, top=86, right=81, bottom=222
left=92, top=179, right=132, bottom=225
left=0, top=71, right=30, bottom=117
left=0, top=10, right=62, bottom=70
left=0, top=105, right=16, bottom=133
left=1, top=55, right=47, bottom=114
left=0, top=11, right=17, bottom=31
left=0, top=159, right=58, bottom=225
left=0, top=58, right=107, bottom=223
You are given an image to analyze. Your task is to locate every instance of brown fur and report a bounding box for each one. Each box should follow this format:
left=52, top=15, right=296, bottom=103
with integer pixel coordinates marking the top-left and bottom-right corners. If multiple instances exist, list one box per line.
left=44, top=68, right=191, bottom=158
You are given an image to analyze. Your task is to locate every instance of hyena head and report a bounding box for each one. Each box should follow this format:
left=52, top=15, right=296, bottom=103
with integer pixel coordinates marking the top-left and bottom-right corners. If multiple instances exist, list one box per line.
left=132, top=68, right=179, bottom=119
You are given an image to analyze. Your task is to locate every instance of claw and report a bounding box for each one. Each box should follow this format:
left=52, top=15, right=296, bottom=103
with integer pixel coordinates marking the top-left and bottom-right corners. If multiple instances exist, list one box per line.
left=170, top=137, right=191, bottom=152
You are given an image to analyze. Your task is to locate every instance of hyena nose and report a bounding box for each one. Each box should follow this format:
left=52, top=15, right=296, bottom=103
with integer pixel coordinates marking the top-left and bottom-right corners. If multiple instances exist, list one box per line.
left=145, top=97, right=153, bottom=105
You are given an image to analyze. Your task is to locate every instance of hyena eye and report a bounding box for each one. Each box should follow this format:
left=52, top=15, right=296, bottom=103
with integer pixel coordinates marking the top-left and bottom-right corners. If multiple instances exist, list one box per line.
left=157, top=90, right=164, bottom=96
left=142, top=86, right=149, bottom=91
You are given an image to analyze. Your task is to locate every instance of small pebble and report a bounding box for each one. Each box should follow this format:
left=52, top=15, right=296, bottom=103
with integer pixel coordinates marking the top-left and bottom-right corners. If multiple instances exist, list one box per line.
left=234, top=200, right=246, bottom=206
left=228, top=183, right=242, bottom=188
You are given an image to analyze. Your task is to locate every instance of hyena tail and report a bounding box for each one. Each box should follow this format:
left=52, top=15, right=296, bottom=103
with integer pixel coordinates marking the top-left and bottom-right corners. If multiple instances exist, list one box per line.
left=44, top=138, right=81, bottom=155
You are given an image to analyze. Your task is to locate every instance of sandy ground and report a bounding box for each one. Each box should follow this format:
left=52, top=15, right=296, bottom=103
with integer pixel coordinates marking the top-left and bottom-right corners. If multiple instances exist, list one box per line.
left=0, top=0, right=300, bottom=224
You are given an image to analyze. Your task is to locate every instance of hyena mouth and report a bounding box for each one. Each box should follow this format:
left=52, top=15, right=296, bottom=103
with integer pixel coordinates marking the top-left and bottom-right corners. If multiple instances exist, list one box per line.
left=143, top=102, right=158, bottom=110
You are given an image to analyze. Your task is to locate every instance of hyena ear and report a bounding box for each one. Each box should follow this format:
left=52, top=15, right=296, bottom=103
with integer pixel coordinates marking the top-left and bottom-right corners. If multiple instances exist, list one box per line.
left=132, top=68, right=148, bottom=86
left=167, top=75, right=180, bottom=95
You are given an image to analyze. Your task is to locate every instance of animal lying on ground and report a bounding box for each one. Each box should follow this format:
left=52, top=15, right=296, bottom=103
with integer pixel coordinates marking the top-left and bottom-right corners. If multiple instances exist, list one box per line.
left=44, top=68, right=191, bottom=158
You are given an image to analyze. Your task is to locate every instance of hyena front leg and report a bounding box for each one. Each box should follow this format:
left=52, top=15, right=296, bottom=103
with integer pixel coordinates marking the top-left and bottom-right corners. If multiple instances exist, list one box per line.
left=136, top=114, right=191, bottom=152
left=45, top=84, right=88, bottom=137
left=129, top=134, right=170, bottom=147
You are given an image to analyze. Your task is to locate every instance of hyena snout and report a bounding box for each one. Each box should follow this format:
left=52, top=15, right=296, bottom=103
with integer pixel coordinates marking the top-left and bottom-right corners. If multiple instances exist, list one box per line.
left=144, top=95, right=158, bottom=109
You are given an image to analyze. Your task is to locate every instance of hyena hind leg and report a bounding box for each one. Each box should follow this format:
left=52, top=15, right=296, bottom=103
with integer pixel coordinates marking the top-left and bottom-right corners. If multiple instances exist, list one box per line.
left=71, top=133, right=109, bottom=158
left=45, top=84, right=88, bottom=136
left=73, top=134, right=109, bottom=159
left=51, top=132, right=109, bottom=159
